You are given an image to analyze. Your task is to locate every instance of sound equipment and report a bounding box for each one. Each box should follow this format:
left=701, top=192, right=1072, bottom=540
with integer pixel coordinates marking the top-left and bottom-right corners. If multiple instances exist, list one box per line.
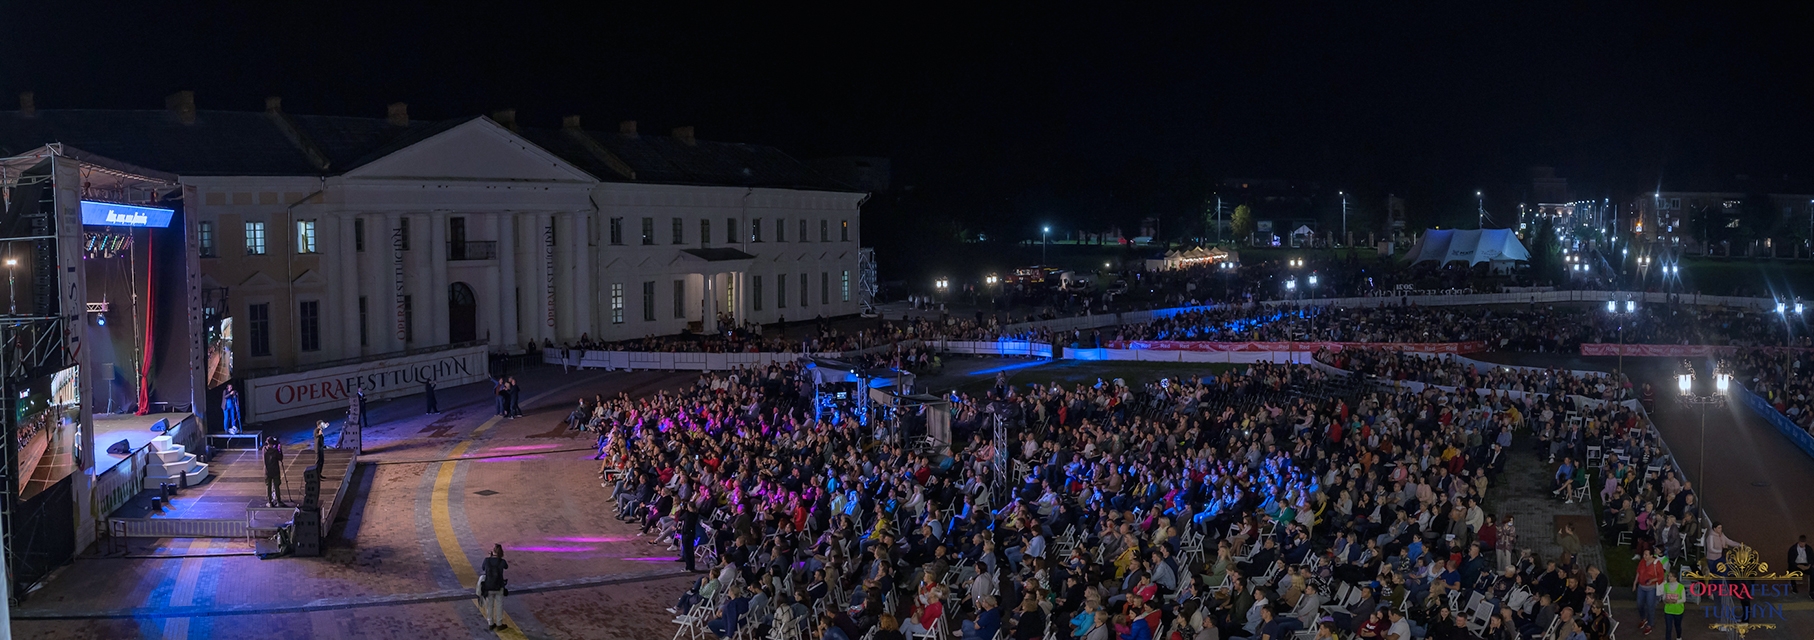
left=290, top=509, right=321, bottom=557
left=303, top=465, right=322, bottom=510
left=106, top=439, right=131, bottom=455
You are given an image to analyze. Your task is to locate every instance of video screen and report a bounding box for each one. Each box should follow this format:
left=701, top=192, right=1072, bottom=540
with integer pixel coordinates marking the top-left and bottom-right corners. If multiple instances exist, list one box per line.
left=18, top=366, right=80, bottom=501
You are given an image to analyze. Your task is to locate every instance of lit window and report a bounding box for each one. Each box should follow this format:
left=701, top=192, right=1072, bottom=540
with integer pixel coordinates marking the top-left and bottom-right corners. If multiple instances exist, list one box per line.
left=610, top=283, right=624, bottom=324
left=197, top=221, right=216, bottom=257
left=841, top=270, right=850, bottom=302
left=296, top=220, right=318, bottom=254
left=245, top=221, right=267, bottom=255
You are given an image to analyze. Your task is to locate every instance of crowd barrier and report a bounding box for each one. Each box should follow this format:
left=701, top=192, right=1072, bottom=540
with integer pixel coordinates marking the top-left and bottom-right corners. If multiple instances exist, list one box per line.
left=1733, top=386, right=1814, bottom=462
left=1263, top=290, right=1774, bottom=311
left=1107, top=340, right=1488, bottom=354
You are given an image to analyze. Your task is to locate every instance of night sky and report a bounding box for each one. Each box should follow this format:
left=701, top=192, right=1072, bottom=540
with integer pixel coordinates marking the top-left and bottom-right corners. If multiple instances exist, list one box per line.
left=6, top=2, right=1813, bottom=237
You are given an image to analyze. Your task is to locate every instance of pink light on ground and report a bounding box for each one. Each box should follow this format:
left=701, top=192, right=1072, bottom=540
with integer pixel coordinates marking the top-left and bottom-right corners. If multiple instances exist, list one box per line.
left=513, top=545, right=599, bottom=553
left=624, top=556, right=682, bottom=562
left=547, top=535, right=634, bottom=543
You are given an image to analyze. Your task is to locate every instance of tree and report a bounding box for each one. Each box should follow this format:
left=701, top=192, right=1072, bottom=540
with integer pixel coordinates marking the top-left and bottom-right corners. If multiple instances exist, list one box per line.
left=1231, top=204, right=1256, bottom=241
left=1526, top=218, right=1564, bottom=284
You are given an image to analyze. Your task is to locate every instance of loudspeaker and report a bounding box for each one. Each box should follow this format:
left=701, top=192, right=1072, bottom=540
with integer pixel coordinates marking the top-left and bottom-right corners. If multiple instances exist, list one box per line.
left=291, top=508, right=321, bottom=557
left=106, top=439, right=131, bottom=455
left=303, top=465, right=322, bottom=510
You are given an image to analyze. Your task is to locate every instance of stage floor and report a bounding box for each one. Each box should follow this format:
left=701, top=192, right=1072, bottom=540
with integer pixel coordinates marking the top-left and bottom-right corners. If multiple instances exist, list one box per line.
left=91, top=413, right=191, bottom=476
left=109, top=443, right=356, bottom=526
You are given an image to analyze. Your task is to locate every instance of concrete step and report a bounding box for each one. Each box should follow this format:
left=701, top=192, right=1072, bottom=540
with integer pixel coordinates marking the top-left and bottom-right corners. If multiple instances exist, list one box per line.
left=153, top=448, right=191, bottom=464
left=143, top=462, right=210, bottom=491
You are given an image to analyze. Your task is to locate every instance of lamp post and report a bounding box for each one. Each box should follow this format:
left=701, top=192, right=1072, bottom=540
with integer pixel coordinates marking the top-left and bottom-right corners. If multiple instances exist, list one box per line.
left=1676, top=359, right=1731, bottom=490
left=1606, top=298, right=1636, bottom=378
left=1477, top=191, right=1485, bottom=229
left=1041, top=226, right=1050, bottom=265
left=1339, top=191, right=1349, bottom=244
left=1285, top=277, right=1298, bottom=363
left=1776, top=299, right=1803, bottom=378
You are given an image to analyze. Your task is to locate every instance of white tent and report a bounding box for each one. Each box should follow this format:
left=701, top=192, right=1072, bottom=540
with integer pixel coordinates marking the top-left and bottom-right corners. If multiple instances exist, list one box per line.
left=1405, top=229, right=1530, bottom=269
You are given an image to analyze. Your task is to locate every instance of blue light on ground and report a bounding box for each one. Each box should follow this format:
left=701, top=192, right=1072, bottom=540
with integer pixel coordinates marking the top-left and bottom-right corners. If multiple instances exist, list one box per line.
left=970, top=360, right=1050, bottom=375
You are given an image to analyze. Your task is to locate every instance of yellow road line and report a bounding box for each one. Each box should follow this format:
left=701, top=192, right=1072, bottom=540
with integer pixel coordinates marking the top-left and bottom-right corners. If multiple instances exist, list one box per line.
left=430, top=414, right=524, bottom=638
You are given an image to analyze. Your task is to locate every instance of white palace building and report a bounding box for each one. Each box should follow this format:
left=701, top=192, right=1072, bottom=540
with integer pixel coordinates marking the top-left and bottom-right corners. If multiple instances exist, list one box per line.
left=2, top=93, right=867, bottom=420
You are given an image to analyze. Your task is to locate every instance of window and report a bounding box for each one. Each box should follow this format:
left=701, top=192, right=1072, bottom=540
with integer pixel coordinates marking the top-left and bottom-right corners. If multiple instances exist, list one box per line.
left=299, top=300, right=321, bottom=351
left=841, top=270, right=850, bottom=301
left=777, top=274, right=787, bottom=309
left=403, top=295, right=415, bottom=343
left=358, top=296, right=369, bottom=346
left=610, top=283, right=624, bottom=324
left=726, top=218, right=737, bottom=244
left=841, top=220, right=850, bottom=242
left=673, top=280, right=685, bottom=318
left=800, top=273, right=809, bottom=307
left=672, top=218, right=685, bottom=244
left=643, top=281, right=656, bottom=321
left=248, top=303, right=271, bottom=357
left=820, top=219, right=829, bottom=242
left=776, top=218, right=786, bottom=242
left=197, top=221, right=216, bottom=257
left=399, top=218, right=411, bottom=250
left=700, top=219, right=711, bottom=245
left=296, top=220, right=318, bottom=254
left=754, top=276, right=763, bottom=311
left=752, top=218, right=763, bottom=242
left=641, top=218, right=654, bottom=245
left=799, top=219, right=808, bottom=242
left=244, top=221, right=267, bottom=255
left=821, top=272, right=829, bottom=305
left=354, top=218, right=365, bottom=252
left=609, top=217, right=624, bottom=245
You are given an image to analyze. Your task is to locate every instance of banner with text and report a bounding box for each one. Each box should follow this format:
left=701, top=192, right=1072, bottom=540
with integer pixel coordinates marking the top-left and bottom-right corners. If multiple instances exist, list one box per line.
left=245, top=345, right=490, bottom=423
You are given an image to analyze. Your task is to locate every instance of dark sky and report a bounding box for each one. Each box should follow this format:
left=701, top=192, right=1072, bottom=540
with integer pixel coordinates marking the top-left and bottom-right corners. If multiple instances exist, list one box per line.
left=6, top=2, right=1812, bottom=233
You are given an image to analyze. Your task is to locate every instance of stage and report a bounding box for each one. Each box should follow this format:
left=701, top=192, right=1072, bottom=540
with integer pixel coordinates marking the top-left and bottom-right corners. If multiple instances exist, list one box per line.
left=90, top=413, right=196, bottom=476
left=106, top=440, right=356, bottom=540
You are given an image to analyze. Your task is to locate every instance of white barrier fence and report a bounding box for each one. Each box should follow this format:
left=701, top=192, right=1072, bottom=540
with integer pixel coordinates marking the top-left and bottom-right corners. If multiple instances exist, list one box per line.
left=1261, top=290, right=1774, bottom=311
left=1062, top=348, right=1315, bottom=364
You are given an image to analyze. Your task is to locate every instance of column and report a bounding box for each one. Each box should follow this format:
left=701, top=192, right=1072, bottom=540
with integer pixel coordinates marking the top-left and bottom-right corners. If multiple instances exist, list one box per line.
left=383, top=212, right=405, bottom=353
left=554, top=212, right=576, bottom=340
left=571, top=212, right=593, bottom=338
left=339, top=215, right=361, bottom=357
left=498, top=213, right=519, bottom=349
left=429, top=213, right=450, bottom=345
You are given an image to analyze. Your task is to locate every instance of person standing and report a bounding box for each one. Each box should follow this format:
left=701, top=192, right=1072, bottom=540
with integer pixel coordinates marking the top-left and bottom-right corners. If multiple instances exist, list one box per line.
left=261, top=437, right=284, bottom=507
left=222, top=384, right=242, bottom=434
left=1787, top=535, right=1811, bottom=597
left=480, top=544, right=509, bottom=630
left=494, top=377, right=509, bottom=417
left=1633, top=548, right=1665, bottom=635
left=424, top=379, right=439, bottom=414
left=507, top=377, right=524, bottom=418
left=1659, top=572, right=1684, bottom=640
left=680, top=502, right=700, bottom=572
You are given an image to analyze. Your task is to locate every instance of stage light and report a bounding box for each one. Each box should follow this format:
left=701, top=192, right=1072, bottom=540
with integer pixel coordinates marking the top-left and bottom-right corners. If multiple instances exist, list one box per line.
left=1627, top=300, right=1636, bottom=313
left=1607, top=300, right=1616, bottom=313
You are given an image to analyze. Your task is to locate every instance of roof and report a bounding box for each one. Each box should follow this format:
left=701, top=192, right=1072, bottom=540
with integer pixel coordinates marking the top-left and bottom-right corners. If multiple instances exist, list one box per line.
left=681, top=247, right=757, bottom=261
left=0, top=108, right=862, bottom=192
left=1404, top=229, right=1531, bottom=265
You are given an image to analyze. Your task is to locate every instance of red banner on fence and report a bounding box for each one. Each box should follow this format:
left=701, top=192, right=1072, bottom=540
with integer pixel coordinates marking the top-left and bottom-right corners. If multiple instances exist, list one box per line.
left=1106, top=340, right=1488, bottom=354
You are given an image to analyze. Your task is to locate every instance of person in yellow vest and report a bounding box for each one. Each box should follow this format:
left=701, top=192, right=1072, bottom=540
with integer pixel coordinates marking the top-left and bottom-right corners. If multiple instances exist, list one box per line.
left=1660, top=571, right=1685, bottom=640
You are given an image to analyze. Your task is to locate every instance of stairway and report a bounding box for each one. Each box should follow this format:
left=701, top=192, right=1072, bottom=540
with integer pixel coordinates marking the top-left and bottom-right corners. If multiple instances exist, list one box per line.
left=143, top=435, right=210, bottom=491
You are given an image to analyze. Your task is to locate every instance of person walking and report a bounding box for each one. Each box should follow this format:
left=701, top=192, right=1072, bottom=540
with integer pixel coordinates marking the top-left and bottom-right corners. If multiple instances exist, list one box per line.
left=1634, top=548, right=1665, bottom=635
left=480, top=544, right=510, bottom=630
left=424, top=379, right=439, bottom=414
left=222, top=384, right=242, bottom=434
left=1660, top=572, right=1684, bottom=640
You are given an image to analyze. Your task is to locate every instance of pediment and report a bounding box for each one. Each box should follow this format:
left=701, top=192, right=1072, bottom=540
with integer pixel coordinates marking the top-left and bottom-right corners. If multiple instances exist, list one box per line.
left=343, top=118, right=596, bottom=183
left=292, top=269, right=327, bottom=287
left=239, top=271, right=280, bottom=290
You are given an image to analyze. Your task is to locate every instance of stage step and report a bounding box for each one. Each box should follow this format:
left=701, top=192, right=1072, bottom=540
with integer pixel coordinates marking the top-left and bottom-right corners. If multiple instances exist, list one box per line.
left=143, top=434, right=211, bottom=490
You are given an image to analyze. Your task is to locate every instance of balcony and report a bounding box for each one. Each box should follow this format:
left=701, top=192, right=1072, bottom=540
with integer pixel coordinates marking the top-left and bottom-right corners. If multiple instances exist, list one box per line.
left=447, top=241, right=497, bottom=261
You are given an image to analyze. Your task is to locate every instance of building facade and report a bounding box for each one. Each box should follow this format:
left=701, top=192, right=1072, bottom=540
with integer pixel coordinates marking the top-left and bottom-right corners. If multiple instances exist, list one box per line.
left=2, top=96, right=867, bottom=373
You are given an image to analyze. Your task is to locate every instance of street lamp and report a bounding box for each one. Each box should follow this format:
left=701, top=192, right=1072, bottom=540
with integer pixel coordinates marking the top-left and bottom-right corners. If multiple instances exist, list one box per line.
left=1042, top=226, right=1051, bottom=264
left=1676, top=359, right=1731, bottom=490
left=1476, top=191, right=1485, bottom=229
left=1339, top=191, right=1349, bottom=243
left=1607, top=297, right=1636, bottom=376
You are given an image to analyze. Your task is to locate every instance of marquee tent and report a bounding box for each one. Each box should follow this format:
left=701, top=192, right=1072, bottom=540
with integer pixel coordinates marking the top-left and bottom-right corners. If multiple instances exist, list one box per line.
left=1405, top=229, right=1530, bottom=269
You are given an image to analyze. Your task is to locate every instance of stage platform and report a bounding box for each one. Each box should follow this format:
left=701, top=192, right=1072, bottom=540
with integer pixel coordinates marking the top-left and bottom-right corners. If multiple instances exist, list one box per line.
left=105, top=442, right=357, bottom=541
left=90, top=412, right=195, bottom=476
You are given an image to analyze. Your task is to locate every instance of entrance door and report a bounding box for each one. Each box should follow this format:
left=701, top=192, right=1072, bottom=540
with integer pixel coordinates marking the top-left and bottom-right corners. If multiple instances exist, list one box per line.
left=448, top=282, right=477, bottom=343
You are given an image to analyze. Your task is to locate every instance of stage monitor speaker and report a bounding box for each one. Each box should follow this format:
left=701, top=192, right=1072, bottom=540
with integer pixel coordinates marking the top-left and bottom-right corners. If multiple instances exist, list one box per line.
left=302, top=466, right=322, bottom=510
left=106, top=439, right=131, bottom=455
left=291, top=509, right=321, bottom=557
